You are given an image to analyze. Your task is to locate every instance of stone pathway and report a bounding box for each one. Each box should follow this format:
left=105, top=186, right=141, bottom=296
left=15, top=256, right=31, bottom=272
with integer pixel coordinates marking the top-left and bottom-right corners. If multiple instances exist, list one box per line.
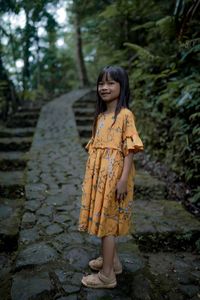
left=0, top=90, right=199, bottom=300
left=0, top=105, right=41, bottom=299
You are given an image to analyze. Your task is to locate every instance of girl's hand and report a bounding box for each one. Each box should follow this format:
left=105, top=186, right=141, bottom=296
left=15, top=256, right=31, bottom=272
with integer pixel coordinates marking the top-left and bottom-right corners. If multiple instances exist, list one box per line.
left=116, top=178, right=128, bottom=202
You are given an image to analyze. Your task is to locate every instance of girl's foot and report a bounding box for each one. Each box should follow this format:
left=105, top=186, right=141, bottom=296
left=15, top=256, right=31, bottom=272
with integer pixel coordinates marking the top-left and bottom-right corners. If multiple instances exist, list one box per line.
left=81, top=271, right=117, bottom=289
left=89, top=256, right=123, bottom=274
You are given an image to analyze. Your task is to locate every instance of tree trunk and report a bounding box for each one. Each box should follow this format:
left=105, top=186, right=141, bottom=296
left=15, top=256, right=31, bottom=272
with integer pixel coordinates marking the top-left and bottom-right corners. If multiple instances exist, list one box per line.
left=35, top=32, right=41, bottom=89
left=74, top=12, right=89, bottom=88
left=23, top=8, right=31, bottom=94
left=0, top=54, right=20, bottom=121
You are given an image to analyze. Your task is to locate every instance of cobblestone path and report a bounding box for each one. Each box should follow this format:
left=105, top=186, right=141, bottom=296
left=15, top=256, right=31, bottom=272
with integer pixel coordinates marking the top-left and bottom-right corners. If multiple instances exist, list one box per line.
left=1, top=90, right=200, bottom=300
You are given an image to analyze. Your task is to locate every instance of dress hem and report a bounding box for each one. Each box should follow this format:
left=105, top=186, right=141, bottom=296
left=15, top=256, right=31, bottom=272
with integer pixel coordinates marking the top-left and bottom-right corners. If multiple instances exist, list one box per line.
left=77, top=227, right=131, bottom=238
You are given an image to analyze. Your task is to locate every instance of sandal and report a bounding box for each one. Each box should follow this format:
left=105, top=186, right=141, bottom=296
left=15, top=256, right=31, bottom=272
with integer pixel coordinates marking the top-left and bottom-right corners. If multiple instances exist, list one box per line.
left=89, top=256, right=123, bottom=274
left=81, top=271, right=117, bottom=288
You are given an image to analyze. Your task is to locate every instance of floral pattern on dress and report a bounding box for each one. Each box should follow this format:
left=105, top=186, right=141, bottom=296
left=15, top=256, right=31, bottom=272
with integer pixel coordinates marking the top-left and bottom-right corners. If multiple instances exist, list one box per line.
left=78, top=108, right=144, bottom=237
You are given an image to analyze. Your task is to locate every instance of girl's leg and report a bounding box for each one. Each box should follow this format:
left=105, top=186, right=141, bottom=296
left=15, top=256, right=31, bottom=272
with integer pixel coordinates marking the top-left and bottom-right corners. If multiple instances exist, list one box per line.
left=113, top=243, right=122, bottom=267
left=101, top=235, right=116, bottom=278
left=101, top=237, right=121, bottom=265
left=89, top=238, right=122, bottom=272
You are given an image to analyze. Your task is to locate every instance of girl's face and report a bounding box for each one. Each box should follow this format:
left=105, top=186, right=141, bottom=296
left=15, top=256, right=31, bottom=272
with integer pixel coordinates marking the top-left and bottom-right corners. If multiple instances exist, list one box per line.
left=98, top=73, right=120, bottom=103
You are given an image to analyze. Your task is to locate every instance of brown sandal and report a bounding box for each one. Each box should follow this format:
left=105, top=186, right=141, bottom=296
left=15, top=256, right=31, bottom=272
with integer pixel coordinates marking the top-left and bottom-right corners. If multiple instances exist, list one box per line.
left=81, top=271, right=117, bottom=288
left=89, top=256, right=123, bottom=274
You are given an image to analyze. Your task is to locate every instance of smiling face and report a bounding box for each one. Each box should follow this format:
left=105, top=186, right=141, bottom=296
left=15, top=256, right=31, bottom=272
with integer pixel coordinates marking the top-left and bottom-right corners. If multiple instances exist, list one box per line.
left=98, top=73, right=120, bottom=103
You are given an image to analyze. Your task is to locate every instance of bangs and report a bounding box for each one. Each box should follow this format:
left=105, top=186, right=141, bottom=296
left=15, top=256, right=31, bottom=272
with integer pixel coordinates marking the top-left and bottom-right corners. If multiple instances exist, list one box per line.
left=97, top=66, right=121, bottom=84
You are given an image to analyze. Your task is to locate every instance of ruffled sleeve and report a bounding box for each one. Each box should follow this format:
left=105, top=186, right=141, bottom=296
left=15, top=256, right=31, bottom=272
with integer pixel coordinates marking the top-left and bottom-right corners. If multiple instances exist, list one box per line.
left=85, top=137, right=94, bottom=154
left=122, top=110, right=144, bottom=156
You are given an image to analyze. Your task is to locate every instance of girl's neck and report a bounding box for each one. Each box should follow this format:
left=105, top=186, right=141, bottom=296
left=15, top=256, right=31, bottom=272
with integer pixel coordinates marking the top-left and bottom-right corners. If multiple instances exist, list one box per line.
left=105, top=99, right=118, bottom=113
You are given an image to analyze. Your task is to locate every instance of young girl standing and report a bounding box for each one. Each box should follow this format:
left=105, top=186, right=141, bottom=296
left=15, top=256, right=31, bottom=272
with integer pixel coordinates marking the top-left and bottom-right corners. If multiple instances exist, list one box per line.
left=78, top=66, right=144, bottom=288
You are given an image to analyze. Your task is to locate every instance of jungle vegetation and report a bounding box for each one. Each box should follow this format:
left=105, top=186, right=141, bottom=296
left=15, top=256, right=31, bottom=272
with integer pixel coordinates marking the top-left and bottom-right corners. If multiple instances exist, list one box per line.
left=0, top=0, right=200, bottom=206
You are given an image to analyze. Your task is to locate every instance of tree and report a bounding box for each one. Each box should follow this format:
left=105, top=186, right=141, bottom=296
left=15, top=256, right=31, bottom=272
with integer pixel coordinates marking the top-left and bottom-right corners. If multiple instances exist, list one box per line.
left=0, top=1, right=20, bottom=119
left=70, top=0, right=89, bottom=87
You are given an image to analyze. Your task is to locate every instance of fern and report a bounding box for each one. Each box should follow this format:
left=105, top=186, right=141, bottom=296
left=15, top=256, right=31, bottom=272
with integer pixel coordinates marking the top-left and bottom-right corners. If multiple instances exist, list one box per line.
left=131, top=21, right=155, bottom=32
left=190, top=112, right=200, bottom=121
left=123, top=42, right=158, bottom=61
left=181, top=44, right=200, bottom=61
left=190, top=187, right=200, bottom=204
left=156, top=16, right=175, bottom=37
left=99, top=3, right=118, bottom=18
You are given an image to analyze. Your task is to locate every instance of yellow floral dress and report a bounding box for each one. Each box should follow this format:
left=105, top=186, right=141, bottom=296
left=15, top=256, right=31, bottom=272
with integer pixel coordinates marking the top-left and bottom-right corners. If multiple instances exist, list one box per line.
left=78, top=107, right=144, bottom=237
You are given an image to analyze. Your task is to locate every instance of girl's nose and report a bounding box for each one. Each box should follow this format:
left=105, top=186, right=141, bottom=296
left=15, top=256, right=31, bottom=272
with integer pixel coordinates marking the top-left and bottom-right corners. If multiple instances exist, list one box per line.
left=101, top=84, right=108, bottom=90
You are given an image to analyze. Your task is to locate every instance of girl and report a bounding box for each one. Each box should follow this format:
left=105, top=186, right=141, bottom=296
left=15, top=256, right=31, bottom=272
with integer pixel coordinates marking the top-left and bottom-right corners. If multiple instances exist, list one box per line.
left=78, top=66, right=144, bottom=288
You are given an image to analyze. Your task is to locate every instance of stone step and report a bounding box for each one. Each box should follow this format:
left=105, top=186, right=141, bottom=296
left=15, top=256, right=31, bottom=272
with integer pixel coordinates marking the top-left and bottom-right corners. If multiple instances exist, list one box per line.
left=118, top=241, right=200, bottom=300
left=0, top=184, right=25, bottom=199
left=0, top=151, right=28, bottom=171
left=79, top=98, right=95, bottom=103
left=73, top=107, right=95, bottom=117
left=0, top=171, right=25, bottom=185
left=0, top=127, right=35, bottom=137
left=80, top=137, right=90, bottom=148
left=6, top=119, right=38, bottom=128
left=73, top=101, right=95, bottom=108
left=0, top=137, right=32, bottom=151
left=17, top=107, right=41, bottom=113
left=0, top=198, right=24, bottom=252
left=13, top=111, right=40, bottom=119
left=77, top=125, right=92, bottom=138
left=135, top=169, right=166, bottom=200
left=77, top=92, right=96, bottom=103
left=75, top=115, right=94, bottom=121
left=132, top=199, right=200, bottom=251
left=0, top=159, right=26, bottom=171
left=75, top=116, right=94, bottom=126
left=0, top=171, right=25, bottom=198
left=0, top=151, right=29, bottom=161
left=141, top=251, right=200, bottom=300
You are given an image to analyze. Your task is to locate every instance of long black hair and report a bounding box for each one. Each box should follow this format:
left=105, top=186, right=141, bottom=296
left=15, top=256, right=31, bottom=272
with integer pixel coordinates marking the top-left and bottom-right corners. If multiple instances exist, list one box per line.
left=92, top=66, right=130, bottom=137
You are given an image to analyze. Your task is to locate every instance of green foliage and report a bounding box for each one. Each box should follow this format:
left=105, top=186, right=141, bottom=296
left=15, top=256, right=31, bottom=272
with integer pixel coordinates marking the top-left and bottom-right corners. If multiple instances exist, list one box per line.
left=190, top=187, right=200, bottom=204
left=180, top=43, right=200, bottom=61
left=0, top=0, right=79, bottom=105
left=124, top=42, right=158, bottom=61
left=131, top=22, right=155, bottom=32
left=155, top=16, right=175, bottom=38
left=195, top=238, right=200, bottom=253
left=130, top=55, right=200, bottom=189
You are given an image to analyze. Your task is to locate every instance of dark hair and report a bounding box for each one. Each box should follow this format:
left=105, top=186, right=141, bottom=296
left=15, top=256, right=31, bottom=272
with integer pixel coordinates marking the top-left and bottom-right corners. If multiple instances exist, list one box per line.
left=92, top=66, right=130, bottom=137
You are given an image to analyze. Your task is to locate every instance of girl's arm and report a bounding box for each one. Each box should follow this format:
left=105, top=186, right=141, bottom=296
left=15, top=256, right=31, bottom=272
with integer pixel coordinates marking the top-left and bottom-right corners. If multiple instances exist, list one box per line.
left=116, top=151, right=134, bottom=201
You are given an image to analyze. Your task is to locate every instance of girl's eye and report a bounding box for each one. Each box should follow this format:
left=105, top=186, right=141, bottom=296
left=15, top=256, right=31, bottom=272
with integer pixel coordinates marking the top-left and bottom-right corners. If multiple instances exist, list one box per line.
left=98, top=81, right=116, bottom=86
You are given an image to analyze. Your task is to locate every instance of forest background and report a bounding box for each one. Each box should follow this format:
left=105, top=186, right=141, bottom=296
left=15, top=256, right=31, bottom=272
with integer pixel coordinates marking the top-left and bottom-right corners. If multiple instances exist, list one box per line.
left=0, top=0, right=200, bottom=209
